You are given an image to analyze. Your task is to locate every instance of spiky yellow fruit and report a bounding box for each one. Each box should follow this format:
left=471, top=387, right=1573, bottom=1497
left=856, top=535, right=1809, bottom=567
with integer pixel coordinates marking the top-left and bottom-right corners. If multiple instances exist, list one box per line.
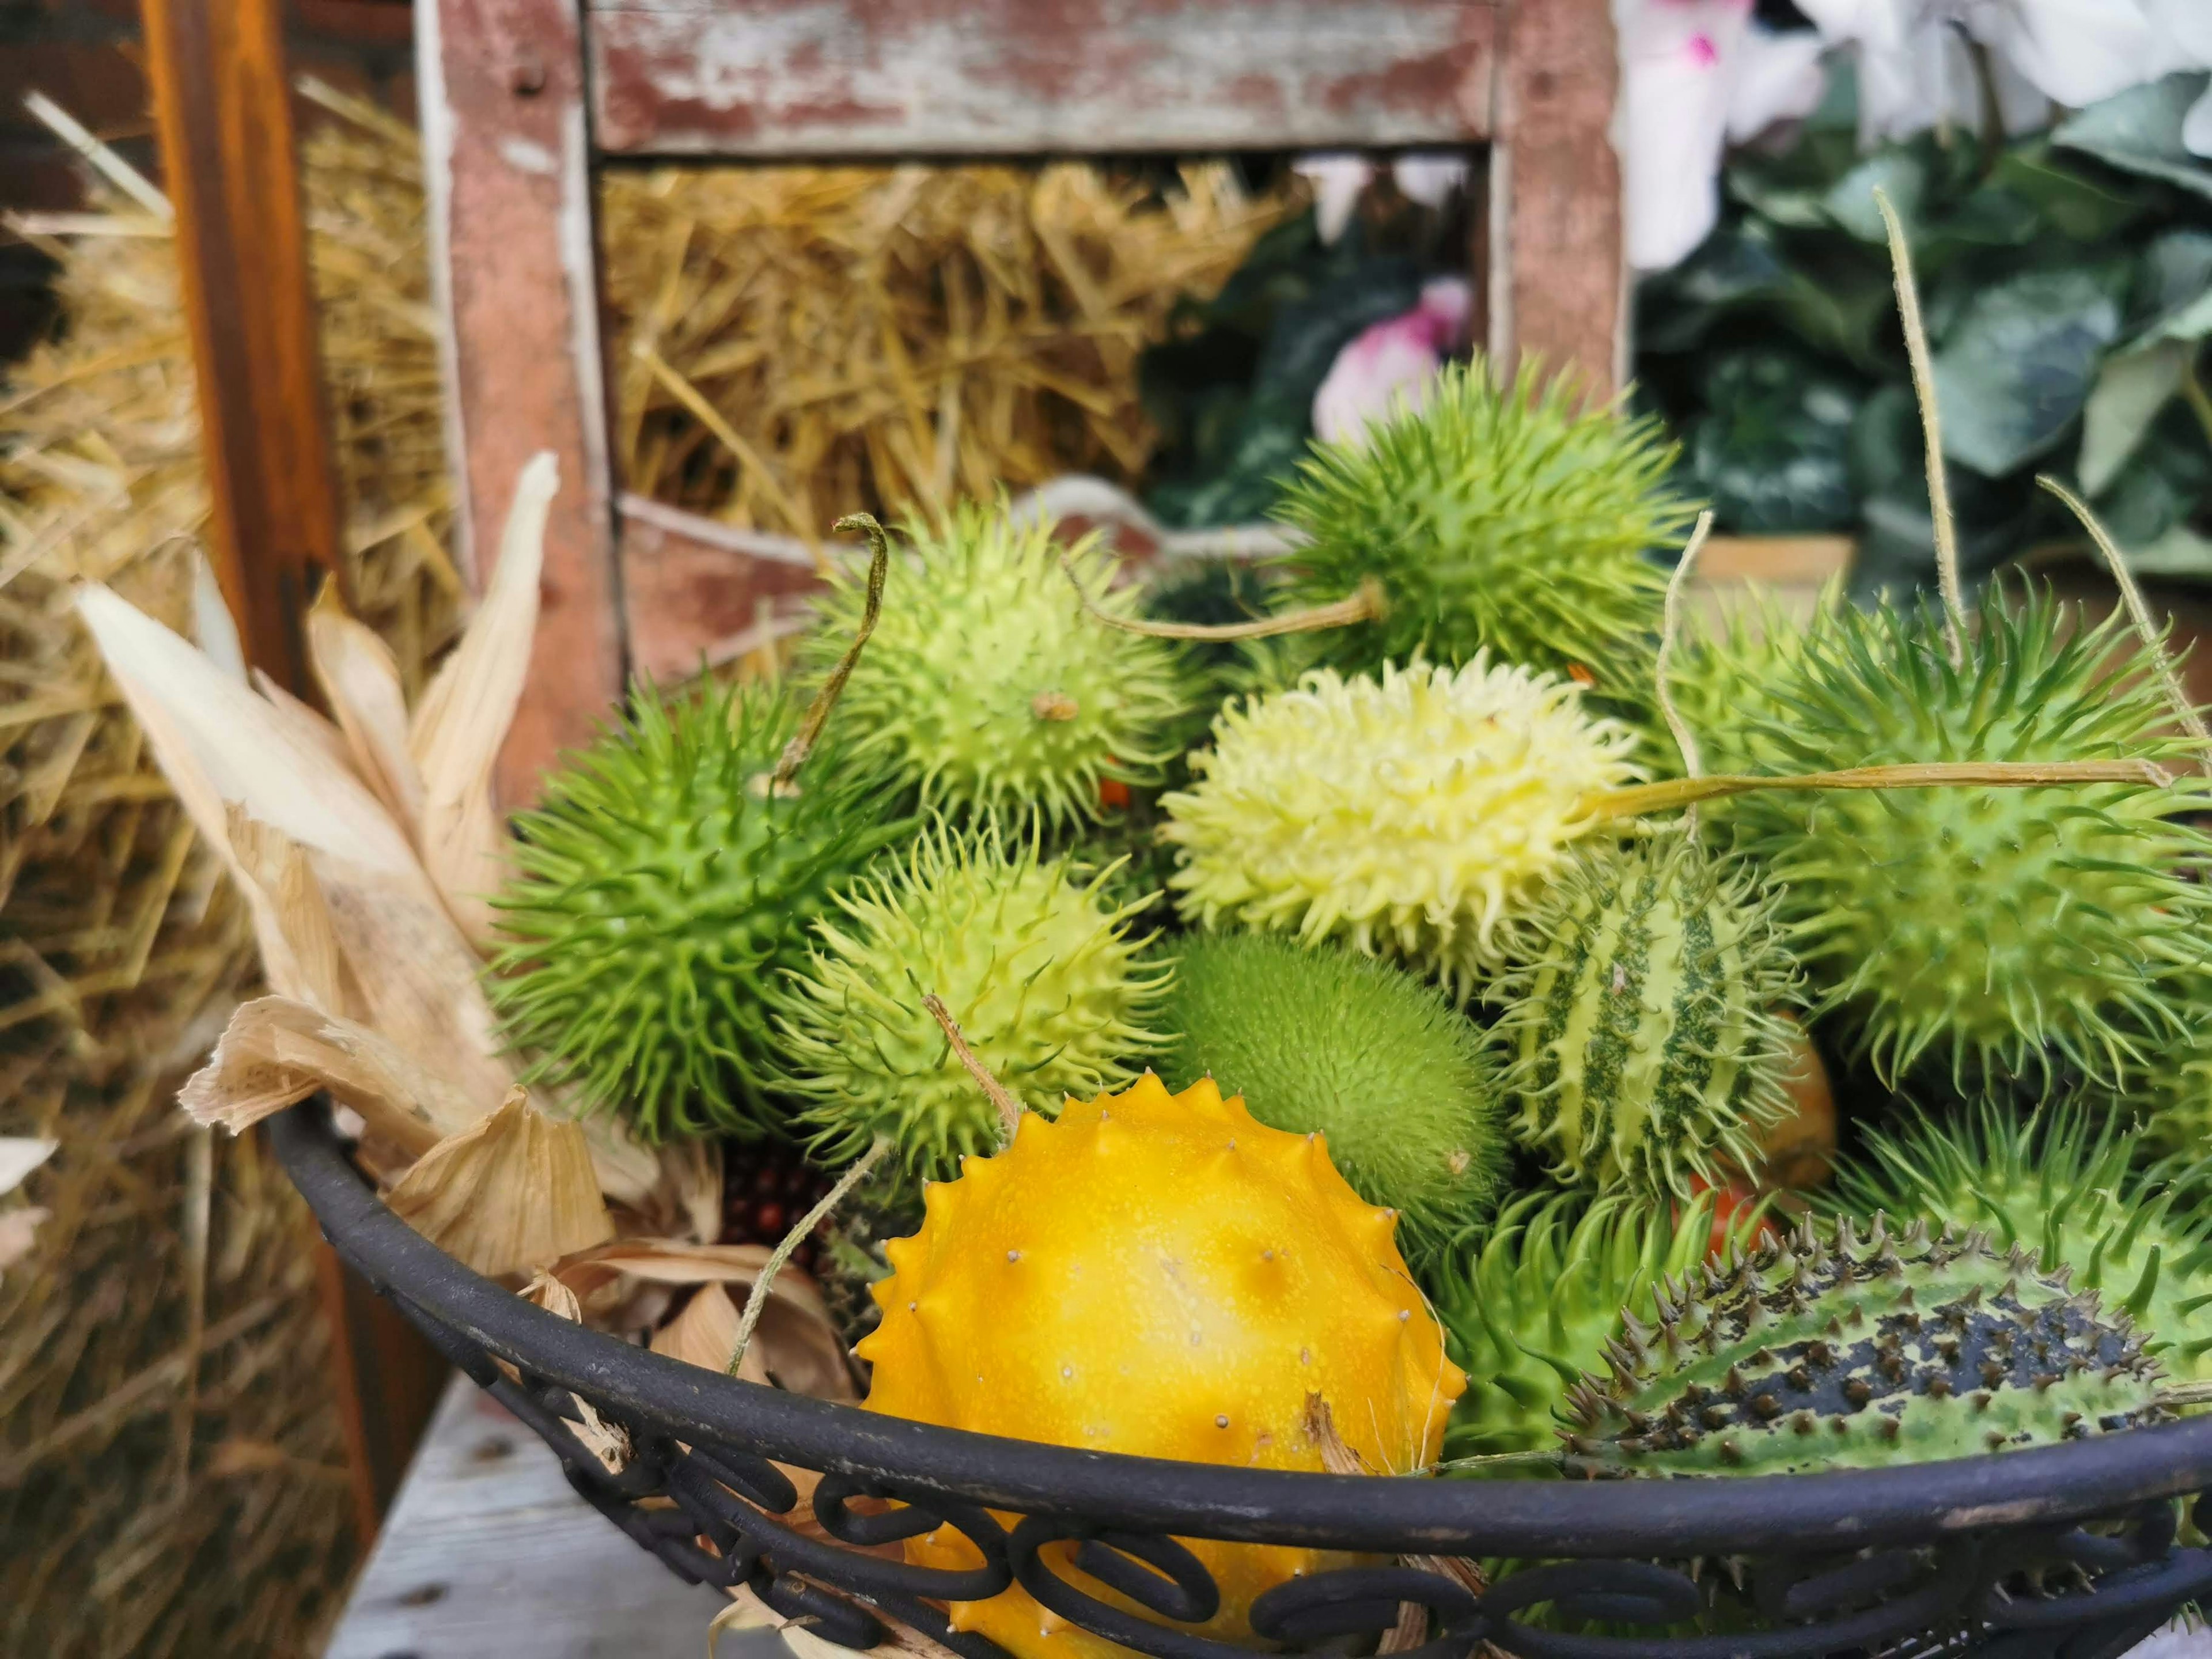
left=1161, top=658, right=1643, bottom=994
left=857, top=1074, right=1464, bottom=1659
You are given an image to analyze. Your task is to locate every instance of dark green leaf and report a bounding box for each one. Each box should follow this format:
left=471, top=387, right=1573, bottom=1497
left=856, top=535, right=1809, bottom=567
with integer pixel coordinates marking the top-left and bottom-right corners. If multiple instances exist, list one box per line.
left=1987, top=144, right=2155, bottom=240
left=2053, top=74, right=2212, bottom=202
left=1929, top=266, right=2127, bottom=475
left=1685, top=349, right=1862, bottom=532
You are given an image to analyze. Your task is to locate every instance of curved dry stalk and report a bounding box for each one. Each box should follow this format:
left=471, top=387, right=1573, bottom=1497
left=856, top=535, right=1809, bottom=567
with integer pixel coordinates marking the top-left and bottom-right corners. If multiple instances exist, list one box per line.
left=725, top=1135, right=889, bottom=1380
left=769, top=512, right=889, bottom=789
left=1059, top=547, right=1385, bottom=641
left=2037, top=474, right=2212, bottom=757
left=1654, top=510, right=1715, bottom=833
left=922, top=991, right=1022, bottom=1141
left=1872, top=185, right=1965, bottom=665
left=1588, top=758, right=2171, bottom=823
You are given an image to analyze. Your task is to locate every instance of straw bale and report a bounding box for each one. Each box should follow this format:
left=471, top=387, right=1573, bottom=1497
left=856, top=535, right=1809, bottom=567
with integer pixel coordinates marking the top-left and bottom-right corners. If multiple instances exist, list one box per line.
left=0, top=93, right=451, bottom=1659
left=600, top=161, right=1302, bottom=538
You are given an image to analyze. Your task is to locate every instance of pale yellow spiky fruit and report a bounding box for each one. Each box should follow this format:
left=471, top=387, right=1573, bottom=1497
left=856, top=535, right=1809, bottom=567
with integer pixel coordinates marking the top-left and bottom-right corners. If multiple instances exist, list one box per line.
left=857, top=1073, right=1464, bottom=1659
left=1161, top=658, right=1643, bottom=995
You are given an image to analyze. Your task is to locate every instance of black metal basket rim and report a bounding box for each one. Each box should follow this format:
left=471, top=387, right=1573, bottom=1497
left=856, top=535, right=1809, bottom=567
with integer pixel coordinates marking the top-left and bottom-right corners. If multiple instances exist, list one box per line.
left=274, top=1096, right=2212, bottom=1563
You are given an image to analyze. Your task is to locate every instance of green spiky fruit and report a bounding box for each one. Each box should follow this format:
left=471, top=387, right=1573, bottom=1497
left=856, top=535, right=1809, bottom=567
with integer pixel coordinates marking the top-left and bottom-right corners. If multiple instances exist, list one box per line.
left=816, top=1168, right=924, bottom=1349
left=1157, top=933, right=1508, bottom=1262
left=489, top=682, right=906, bottom=1142
left=1657, top=582, right=1835, bottom=781
left=774, top=820, right=1171, bottom=1180
left=1271, top=357, right=1692, bottom=691
left=1560, top=1215, right=2170, bottom=1477
left=1490, top=838, right=1804, bottom=1197
left=1830, top=1100, right=2212, bottom=1382
left=1433, top=1188, right=1738, bottom=1461
left=1725, top=586, right=2212, bottom=1086
left=802, top=503, right=1190, bottom=828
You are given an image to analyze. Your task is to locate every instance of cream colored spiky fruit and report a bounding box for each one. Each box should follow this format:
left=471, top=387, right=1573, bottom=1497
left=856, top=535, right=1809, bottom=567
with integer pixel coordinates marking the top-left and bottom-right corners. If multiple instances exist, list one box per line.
left=857, top=1074, right=1464, bottom=1659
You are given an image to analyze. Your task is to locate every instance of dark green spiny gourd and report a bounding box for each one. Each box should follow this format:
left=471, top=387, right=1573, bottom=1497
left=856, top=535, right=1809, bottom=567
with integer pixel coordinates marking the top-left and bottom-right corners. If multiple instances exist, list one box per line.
left=1433, top=1188, right=1736, bottom=1462
left=1561, top=1215, right=2169, bottom=1478
left=1271, top=356, right=1691, bottom=695
left=489, top=681, right=906, bottom=1141
left=1830, top=1099, right=2212, bottom=1382
left=1490, top=836, right=1803, bottom=1196
left=1725, top=585, right=2212, bottom=1087
left=1157, top=933, right=1509, bottom=1263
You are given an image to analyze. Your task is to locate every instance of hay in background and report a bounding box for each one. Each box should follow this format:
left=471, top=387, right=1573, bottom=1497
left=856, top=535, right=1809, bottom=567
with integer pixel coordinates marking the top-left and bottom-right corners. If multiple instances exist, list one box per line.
left=601, top=161, right=1303, bottom=539
left=0, top=92, right=452, bottom=1659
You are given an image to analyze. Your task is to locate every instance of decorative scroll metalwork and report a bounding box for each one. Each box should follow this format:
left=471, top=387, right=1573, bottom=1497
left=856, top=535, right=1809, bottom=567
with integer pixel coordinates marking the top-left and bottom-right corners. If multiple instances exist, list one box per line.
left=272, top=1103, right=2212, bottom=1659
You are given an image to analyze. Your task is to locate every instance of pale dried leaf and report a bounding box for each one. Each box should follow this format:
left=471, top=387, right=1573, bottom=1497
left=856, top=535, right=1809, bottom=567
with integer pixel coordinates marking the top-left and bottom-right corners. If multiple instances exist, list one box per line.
left=308, top=581, right=425, bottom=834
left=0, top=1206, right=50, bottom=1279
left=568, top=1104, right=663, bottom=1210
left=225, top=809, right=347, bottom=1014
left=518, top=1266, right=630, bottom=1472
left=522, top=1268, right=584, bottom=1322
left=0, top=1138, right=58, bottom=1196
left=178, top=995, right=476, bottom=1158
left=386, top=1086, right=614, bottom=1277
left=252, top=669, right=361, bottom=776
left=410, top=452, right=557, bottom=950
left=76, top=585, right=516, bottom=1109
left=651, top=1281, right=757, bottom=1379
left=190, top=550, right=247, bottom=685
left=555, top=1238, right=857, bottom=1402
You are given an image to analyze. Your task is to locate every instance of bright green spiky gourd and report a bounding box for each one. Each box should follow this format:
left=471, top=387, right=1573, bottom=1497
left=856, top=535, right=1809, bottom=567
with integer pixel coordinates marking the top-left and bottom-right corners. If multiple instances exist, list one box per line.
left=1561, top=1216, right=2170, bottom=1477
left=802, top=503, right=1190, bottom=828
left=1271, top=357, right=1692, bottom=693
left=774, top=821, right=1170, bottom=1180
left=1490, top=838, right=1804, bottom=1197
left=1658, top=583, right=1835, bottom=781
left=1157, top=933, right=1508, bottom=1263
left=1830, top=1101, right=2212, bottom=1382
left=489, top=682, right=906, bottom=1142
left=1724, top=586, right=2212, bottom=1086
left=1433, top=1189, right=1737, bottom=1462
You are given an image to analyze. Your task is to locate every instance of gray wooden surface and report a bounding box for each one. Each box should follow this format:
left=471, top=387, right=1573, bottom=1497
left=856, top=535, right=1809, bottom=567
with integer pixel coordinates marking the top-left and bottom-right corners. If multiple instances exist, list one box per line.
left=326, top=1372, right=778, bottom=1659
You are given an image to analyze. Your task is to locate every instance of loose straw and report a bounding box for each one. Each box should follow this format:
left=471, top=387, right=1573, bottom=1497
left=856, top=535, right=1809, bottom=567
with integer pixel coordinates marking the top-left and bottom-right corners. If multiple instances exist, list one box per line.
left=922, top=993, right=1022, bottom=1142
left=725, top=1136, right=891, bottom=1380
left=1588, top=758, right=2171, bottom=824
left=2036, top=474, right=2212, bottom=757
left=1654, top=510, right=1715, bottom=831
left=1873, top=185, right=1965, bottom=663
left=1060, top=548, right=1385, bottom=641
left=769, top=512, right=891, bottom=789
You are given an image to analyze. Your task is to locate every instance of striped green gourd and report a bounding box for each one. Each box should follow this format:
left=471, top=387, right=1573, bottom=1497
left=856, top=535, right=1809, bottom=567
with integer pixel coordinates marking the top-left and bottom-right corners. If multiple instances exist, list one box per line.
left=1490, top=837, right=1802, bottom=1196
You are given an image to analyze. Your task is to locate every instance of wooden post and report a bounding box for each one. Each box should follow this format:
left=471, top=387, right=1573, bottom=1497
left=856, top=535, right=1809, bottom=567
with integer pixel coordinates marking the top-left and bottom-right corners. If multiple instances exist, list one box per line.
left=139, top=0, right=445, bottom=1540
left=419, top=0, right=625, bottom=805
left=1491, top=0, right=1626, bottom=394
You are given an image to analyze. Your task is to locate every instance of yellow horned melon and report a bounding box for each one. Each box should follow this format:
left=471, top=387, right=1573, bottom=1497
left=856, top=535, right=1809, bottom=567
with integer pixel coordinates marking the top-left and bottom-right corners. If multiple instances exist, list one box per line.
left=857, top=1073, right=1465, bottom=1659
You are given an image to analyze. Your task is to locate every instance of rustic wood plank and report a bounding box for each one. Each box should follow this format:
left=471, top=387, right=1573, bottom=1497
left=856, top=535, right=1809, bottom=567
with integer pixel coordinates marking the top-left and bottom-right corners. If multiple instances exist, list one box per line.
left=419, top=0, right=625, bottom=803
left=325, top=1373, right=757, bottom=1659
left=588, top=0, right=1498, bottom=157
left=141, top=0, right=344, bottom=690
left=1489, top=0, right=1624, bottom=393
left=618, top=495, right=825, bottom=683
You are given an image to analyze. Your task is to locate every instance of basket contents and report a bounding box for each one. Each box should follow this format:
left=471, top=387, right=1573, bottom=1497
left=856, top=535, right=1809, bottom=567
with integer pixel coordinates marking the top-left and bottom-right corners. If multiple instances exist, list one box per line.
left=75, top=190, right=2212, bottom=1654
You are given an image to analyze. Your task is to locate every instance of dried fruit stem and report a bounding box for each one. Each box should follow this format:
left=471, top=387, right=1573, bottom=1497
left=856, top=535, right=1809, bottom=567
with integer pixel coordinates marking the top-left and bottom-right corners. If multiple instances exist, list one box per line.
left=1061, top=547, right=1385, bottom=640
left=2161, top=1380, right=2212, bottom=1407
left=1655, top=510, right=1714, bottom=834
left=725, top=1135, right=889, bottom=1380
left=770, top=512, right=889, bottom=789
left=1590, top=758, right=2172, bottom=823
left=922, top=991, right=1022, bottom=1141
left=2037, top=474, right=2212, bottom=756
left=1873, top=185, right=1965, bottom=665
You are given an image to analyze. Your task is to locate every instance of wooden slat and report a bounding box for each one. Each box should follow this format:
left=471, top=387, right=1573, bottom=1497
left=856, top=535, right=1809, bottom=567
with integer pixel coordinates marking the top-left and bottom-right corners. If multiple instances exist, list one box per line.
left=588, top=0, right=1499, bottom=157
left=618, top=495, right=824, bottom=683
left=419, top=0, right=626, bottom=802
left=1488, top=0, right=1624, bottom=393
left=141, top=0, right=344, bottom=688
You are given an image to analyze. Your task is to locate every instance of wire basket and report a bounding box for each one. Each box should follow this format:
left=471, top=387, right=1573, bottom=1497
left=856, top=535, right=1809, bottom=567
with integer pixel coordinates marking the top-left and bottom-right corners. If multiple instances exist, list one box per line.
left=272, top=1099, right=2212, bottom=1659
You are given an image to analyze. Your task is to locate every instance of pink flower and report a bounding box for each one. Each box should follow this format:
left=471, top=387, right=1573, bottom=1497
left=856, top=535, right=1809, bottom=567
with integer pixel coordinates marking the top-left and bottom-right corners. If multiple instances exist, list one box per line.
left=1312, top=278, right=1474, bottom=448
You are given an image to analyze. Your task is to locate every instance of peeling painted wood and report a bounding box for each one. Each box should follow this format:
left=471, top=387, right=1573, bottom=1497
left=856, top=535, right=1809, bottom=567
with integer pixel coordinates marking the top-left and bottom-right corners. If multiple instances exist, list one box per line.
left=1490, top=0, right=1625, bottom=393
left=618, top=495, right=825, bottom=683
left=420, top=0, right=624, bottom=804
left=588, top=1, right=1499, bottom=157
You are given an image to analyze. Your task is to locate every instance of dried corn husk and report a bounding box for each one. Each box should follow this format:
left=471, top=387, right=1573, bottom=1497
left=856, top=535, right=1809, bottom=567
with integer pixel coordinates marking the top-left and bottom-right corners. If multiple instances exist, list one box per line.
left=177, top=995, right=476, bottom=1158
left=306, top=582, right=425, bottom=832
left=385, top=1087, right=613, bottom=1277
left=0, top=1207, right=50, bottom=1279
left=0, top=1138, right=58, bottom=1195
left=554, top=1237, right=857, bottom=1402
left=520, top=1268, right=632, bottom=1474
